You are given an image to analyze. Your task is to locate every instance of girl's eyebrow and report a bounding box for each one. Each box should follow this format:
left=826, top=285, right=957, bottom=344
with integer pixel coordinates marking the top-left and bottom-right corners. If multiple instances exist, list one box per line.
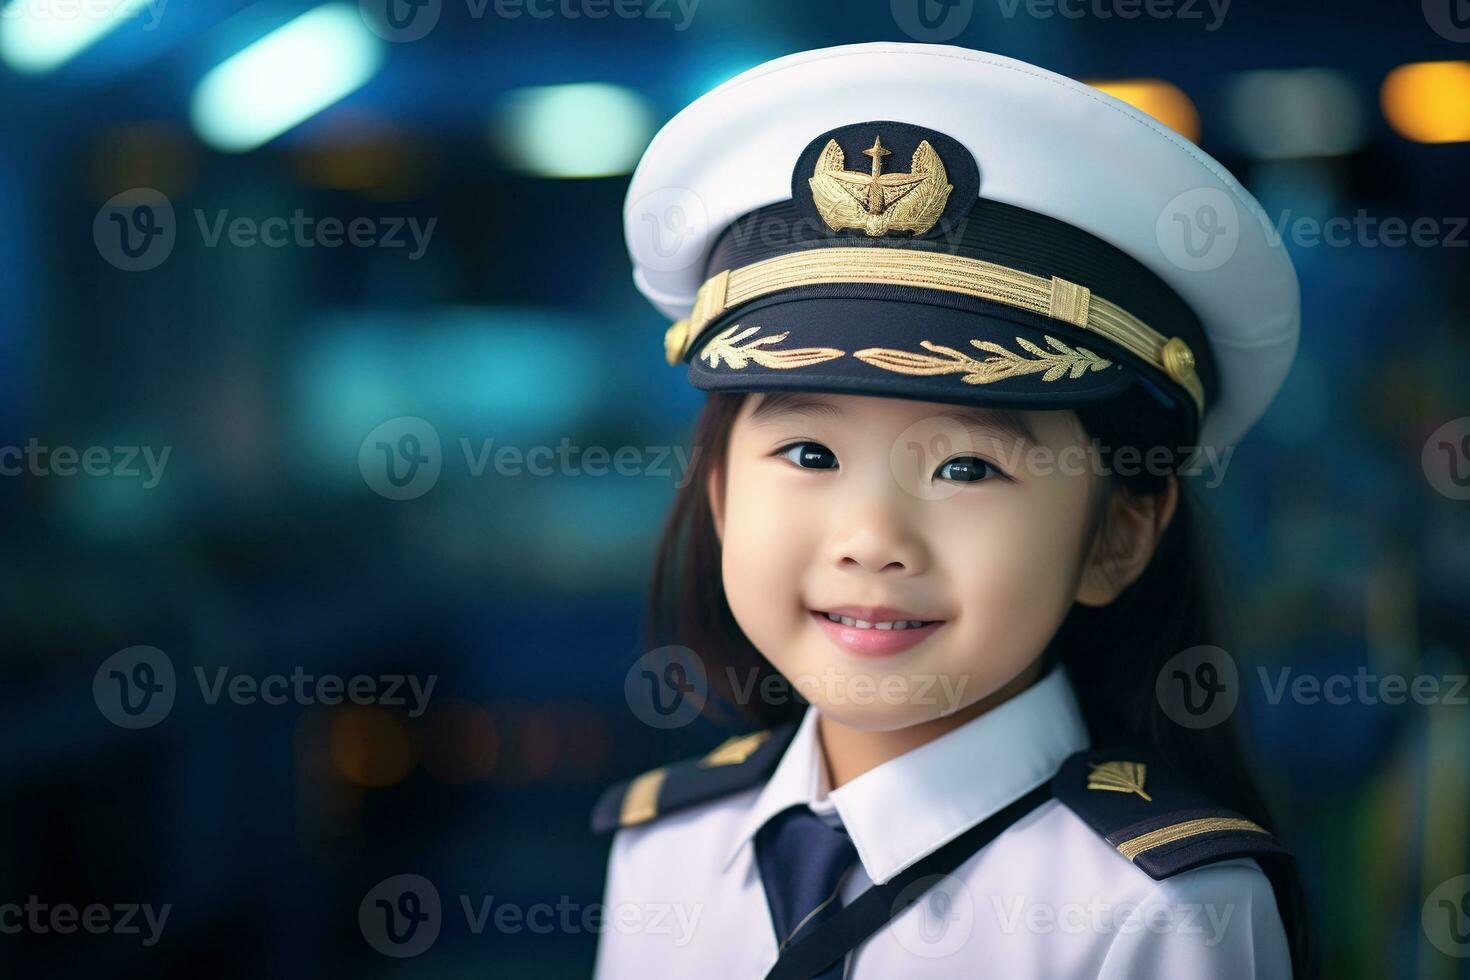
left=935, top=409, right=1036, bottom=447
left=749, top=393, right=1035, bottom=445
left=748, top=392, right=845, bottom=423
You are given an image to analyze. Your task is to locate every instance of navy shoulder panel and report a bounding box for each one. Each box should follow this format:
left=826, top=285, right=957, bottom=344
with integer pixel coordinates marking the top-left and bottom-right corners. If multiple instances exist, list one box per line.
left=590, top=722, right=800, bottom=835
left=1053, top=745, right=1291, bottom=881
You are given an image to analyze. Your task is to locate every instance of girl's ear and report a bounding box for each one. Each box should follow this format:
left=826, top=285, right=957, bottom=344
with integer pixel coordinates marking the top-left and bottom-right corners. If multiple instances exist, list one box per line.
left=1074, top=475, right=1179, bottom=607
left=707, top=457, right=726, bottom=544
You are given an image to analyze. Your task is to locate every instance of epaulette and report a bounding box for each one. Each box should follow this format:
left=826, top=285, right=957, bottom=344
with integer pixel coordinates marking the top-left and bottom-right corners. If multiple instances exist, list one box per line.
left=590, top=722, right=799, bottom=835
left=1053, top=745, right=1292, bottom=880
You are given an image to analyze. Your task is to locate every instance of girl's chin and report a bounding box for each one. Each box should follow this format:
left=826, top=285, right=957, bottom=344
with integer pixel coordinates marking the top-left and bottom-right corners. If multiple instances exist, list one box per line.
left=775, top=649, right=963, bottom=719
left=804, top=698, right=946, bottom=733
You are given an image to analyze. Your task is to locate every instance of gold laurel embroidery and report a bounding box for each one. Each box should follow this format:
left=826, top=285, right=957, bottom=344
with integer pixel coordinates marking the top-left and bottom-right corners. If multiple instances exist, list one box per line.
left=1087, top=761, right=1153, bottom=802
left=853, top=334, right=1112, bottom=384
left=699, top=324, right=845, bottom=371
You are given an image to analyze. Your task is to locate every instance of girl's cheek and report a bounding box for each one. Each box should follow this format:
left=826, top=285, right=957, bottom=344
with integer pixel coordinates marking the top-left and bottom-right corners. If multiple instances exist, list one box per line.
left=720, top=463, right=817, bottom=645
left=936, top=490, right=1089, bottom=671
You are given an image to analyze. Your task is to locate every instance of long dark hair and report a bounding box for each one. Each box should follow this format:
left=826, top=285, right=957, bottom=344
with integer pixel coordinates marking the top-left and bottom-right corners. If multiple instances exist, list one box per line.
left=645, top=391, right=1315, bottom=978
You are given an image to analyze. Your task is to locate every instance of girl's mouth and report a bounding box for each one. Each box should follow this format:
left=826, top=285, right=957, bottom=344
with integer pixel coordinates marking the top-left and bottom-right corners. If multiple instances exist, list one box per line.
left=808, top=608, right=945, bottom=657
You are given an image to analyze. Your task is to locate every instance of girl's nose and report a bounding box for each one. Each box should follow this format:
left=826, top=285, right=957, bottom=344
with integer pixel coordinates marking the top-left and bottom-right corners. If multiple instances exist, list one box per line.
left=825, top=494, right=930, bottom=576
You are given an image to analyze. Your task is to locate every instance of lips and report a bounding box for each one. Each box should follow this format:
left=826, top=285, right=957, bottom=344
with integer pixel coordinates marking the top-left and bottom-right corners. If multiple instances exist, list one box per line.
left=823, top=602, right=934, bottom=625
left=808, top=605, right=946, bottom=657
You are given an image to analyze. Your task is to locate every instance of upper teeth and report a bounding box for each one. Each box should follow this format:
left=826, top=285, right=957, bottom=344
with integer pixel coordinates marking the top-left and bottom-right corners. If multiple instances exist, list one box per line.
left=825, top=613, right=929, bottom=630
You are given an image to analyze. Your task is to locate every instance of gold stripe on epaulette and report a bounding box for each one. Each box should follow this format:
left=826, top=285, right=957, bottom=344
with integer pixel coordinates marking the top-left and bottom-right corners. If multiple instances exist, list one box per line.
left=619, top=767, right=667, bottom=827
left=1115, top=816, right=1268, bottom=861
left=698, top=730, right=772, bottom=768
left=665, top=247, right=1205, bottom=414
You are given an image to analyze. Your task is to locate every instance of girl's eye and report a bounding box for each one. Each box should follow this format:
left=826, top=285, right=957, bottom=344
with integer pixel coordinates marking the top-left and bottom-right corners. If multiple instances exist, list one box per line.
left=777, top=441, right=838, bottom=470
left=936, top=456, right=1001, bottom=483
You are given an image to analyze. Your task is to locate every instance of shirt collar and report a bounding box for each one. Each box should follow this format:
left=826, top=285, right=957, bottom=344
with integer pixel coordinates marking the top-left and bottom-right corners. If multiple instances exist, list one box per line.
left=721, top=704, right=828, bottom=874
left=720, top=666, right=1089, bottom=884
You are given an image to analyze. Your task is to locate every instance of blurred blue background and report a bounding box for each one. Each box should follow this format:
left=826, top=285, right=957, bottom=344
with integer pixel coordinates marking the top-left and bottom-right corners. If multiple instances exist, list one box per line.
left=2, top=0, right=1469, bottom=976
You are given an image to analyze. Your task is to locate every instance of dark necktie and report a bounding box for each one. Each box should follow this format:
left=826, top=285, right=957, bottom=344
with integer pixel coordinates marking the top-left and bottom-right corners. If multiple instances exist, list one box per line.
left=755, top=805, right=859, bottom=980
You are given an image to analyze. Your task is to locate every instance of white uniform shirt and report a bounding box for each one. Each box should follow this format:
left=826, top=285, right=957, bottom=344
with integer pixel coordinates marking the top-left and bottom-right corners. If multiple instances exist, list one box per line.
left=594, top=669, right=1291, bottom=979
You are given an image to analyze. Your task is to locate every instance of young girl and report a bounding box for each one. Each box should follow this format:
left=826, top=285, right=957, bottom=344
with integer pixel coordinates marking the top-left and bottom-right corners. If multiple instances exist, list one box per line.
left=592, top=43, right=1312, bottom=979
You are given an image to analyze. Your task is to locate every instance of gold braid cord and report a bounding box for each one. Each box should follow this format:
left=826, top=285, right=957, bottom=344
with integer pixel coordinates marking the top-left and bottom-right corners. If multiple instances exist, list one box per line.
left=666, top=247, right=1205, bottom=414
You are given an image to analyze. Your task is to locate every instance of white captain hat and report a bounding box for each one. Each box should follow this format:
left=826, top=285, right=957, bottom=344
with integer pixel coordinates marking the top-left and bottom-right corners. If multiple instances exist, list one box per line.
left=624, top=42, right=1298, bottom=457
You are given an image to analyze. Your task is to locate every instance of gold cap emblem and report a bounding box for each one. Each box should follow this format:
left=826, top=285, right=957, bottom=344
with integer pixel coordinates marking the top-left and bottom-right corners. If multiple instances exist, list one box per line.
left=809, top=135, right=953, bottom=237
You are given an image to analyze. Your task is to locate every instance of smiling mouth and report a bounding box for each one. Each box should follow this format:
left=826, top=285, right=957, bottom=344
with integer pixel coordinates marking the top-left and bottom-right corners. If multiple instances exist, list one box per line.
left=815, top=612, right=938, bottom=631
left=807, top=608, right=945, bottom=657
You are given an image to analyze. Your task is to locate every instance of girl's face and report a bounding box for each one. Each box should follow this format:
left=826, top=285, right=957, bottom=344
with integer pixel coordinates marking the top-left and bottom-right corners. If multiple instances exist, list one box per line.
left=710, top=391, right=1136, bottom=732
